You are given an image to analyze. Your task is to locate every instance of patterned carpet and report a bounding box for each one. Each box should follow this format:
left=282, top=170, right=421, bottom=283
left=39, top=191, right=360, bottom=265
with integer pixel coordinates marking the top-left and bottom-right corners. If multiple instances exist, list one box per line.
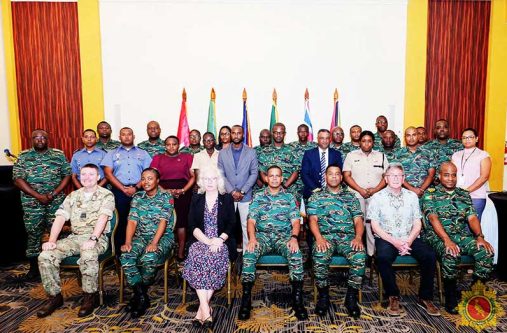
left=1, top=260, right=506, bottom=333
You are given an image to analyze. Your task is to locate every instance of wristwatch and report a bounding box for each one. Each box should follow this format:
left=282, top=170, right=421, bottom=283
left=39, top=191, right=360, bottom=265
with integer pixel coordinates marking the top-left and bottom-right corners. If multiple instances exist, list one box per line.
left=89, top=235, right=99, bottom=242
left=291, top=234, right=298, bottom=240
left=240, top=190, right=245, bottom=195
left=475, top=233, right=485, bottom=239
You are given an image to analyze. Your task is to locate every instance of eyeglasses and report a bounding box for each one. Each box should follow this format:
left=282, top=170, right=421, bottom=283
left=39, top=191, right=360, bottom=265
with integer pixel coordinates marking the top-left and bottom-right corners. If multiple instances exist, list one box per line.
left=385, top=174, right=404, bottom=179
left=462, top=136, right=476, bottom=140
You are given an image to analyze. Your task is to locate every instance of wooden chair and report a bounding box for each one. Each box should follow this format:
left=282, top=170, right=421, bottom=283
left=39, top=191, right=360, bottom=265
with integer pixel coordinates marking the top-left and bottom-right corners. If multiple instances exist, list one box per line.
left=181, top=261, right=234, bottom=305
left=436, top=255, right=474, bottom=305
left=60, top=209, right=119, bottom=305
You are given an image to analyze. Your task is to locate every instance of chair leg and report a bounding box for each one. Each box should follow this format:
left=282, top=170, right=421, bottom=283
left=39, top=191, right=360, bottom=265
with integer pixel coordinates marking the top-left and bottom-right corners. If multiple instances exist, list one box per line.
left=313, top=282, right=317, bottom=304
left=378, top=271, right=383, bottom=304
left=98, top=262, right=104, bottom=306
left=227, top=264, right=232, bottom=306
left=119, top=267, right=124, bottom=304
left=359, top=289, right=362, bottom=304
left=164, top=259, right=169, bottom=304
left=436, top=262, right=444, bottom=305
left=182, top=279, right=187, bottom=305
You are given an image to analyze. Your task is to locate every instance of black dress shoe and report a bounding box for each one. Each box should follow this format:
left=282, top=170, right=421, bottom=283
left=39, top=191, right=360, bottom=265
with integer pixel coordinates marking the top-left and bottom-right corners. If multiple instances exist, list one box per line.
left=37, top=293, right=64, bottom=318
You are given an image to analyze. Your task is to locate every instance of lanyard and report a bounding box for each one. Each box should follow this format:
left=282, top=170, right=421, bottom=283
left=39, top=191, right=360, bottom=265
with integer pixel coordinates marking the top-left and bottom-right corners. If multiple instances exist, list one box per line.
left=460, top=148, right=477, bottom=176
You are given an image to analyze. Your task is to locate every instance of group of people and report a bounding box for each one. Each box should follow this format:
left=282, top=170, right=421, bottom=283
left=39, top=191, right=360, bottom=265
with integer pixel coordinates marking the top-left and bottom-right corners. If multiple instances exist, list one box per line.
left=11, top=115, right=494, bottom=325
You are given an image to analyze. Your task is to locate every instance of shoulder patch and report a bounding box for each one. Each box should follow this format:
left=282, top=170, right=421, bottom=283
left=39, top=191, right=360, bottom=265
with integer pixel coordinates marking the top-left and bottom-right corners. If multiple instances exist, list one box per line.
left=19, top=149, right=30, bottom=155
left=51, top=148, right=64, bottom=153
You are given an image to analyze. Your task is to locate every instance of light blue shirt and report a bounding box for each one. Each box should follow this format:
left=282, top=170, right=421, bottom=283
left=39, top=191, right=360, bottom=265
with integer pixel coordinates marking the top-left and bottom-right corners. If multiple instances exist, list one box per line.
left=71, top=147, right=107, bottom=179
left=101, top=146, right=152, bottom=185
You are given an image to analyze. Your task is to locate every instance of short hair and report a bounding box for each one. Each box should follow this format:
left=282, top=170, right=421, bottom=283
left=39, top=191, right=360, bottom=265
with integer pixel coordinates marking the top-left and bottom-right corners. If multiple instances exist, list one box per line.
left=231, top=124, right=243, bottom=131
left=120, top=127, right=133, bottom=133
left=385, top=162, right=404, bottom=175
left=325, top=164, right=342, bottom=174
left=317, top=129, right=330, bottom=135
left=267, top=165, right=282, bottom=174
left=203, top=132, right=215, bottom=140
left=435, top=119, right=449, bottom=126
left=350, top=124, right=362, bottom=130
left=81, top=163, right=100, bottom=173
left=416, top=126, right=426, bottom=131
left=359, top=130, right=374, bottom=141
left=142, top=167, right=160, bottom=179
left=97, top=121, right=111, bottom=128
left=190, top=129, right=201, bottom=136
left=165, top=135, right=179, bottom=144
left=461, top=127, right=478, bottom=137
left=297, top=124, right=309, bottom=131
left=82, top=129, right=96, bottom=136
left=196, top=164, right=226, bottom=194
left=272, top=123, right=286, bottom=131
left=219, top=125, right=231, bottom=133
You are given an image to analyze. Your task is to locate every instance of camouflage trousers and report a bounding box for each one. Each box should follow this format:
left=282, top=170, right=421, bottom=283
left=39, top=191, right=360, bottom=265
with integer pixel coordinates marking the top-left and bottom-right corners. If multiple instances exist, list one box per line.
left=22, top=194, right=65, bottom=258
left=241, top=233, right=304, bottom=283
left=38, top=234, right=108, bottom=296
left=119, top=235, right=173, bottom=286
left=313, top=234, right=366, bottom=289
left=426, top=233, right=494, bottom=280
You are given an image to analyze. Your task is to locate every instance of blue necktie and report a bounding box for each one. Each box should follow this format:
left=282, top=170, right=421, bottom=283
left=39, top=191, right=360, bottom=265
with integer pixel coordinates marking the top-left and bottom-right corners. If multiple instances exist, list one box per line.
left=320, top=151, right=326, bottom=187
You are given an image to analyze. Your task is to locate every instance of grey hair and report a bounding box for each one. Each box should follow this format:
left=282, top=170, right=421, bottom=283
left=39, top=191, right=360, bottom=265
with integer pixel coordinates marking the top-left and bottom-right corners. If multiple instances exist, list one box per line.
left=197, top=164, right=226, bottom=194
left=385, top=162, right=404, bottom=175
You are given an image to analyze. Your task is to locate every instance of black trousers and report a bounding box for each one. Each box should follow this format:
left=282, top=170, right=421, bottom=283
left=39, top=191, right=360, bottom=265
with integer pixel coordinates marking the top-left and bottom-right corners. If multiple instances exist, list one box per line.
left=111, top=186, right=134, bottom=255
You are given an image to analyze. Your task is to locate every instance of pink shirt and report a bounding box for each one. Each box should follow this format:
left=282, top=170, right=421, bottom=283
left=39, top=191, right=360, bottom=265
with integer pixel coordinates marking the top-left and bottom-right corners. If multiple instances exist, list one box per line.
left=150, top=153, right=193, bottom=181
left=452, top=148, right=490, bottom=199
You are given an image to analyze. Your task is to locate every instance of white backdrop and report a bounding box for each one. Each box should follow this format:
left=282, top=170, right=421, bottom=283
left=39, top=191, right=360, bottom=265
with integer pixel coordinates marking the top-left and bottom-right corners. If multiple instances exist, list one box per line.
left=99, top=0, right=408, bottom=143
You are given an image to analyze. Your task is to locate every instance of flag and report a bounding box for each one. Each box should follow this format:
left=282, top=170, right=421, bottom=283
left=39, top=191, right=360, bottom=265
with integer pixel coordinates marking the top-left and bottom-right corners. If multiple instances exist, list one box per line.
left=207, top=88, right=217, bottom=136
left=242, top=88, right=253, bottom=146
left=304, top=88, right=314, bottom=141
left=330, top=88, right=341, bottom=129
left=177, top=88, right=190, bottom=147
left=270, top=88, right=278, bottom=131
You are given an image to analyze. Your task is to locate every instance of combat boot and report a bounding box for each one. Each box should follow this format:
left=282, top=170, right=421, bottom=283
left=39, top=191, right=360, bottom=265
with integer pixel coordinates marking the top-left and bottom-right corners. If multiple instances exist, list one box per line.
left=444, top=279, right=459, bottom=314
left=238, top=282, right=253, bottom=320
left=314, top=286, right=330, bottom=317
left=344, top=286, right=361, bottom=319
left=37, top=293, right=63, bottom=318
left=291, top=281, right=308, bottom=320
left=78, top=292, right=98, bottom=317
left=131, top=284, right=150, bottom=318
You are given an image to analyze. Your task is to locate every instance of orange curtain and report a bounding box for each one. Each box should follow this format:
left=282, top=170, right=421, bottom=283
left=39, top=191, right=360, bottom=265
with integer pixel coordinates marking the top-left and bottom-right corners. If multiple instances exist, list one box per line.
left=12, top=2, right=83, bottom=160
left=425, top=0, right=490, bottom=147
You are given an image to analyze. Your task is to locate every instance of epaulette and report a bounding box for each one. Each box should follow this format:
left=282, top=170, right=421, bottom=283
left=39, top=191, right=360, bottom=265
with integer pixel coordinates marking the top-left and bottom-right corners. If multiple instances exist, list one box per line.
left=312, top=188, right=322, bottom=193
left=51, top=148, right=64, bottom=153
left=19, top=149, right=30, bottom=155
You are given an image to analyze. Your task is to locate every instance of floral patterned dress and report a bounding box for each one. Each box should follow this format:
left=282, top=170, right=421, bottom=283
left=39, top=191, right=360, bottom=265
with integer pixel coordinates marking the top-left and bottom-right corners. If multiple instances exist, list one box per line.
left=182, top=199, right=229, bottom=290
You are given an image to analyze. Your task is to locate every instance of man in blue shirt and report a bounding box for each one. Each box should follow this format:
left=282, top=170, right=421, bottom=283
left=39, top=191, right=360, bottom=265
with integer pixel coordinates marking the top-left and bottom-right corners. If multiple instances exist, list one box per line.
left=70, top=129, right=107, bottom=188
left=101, top=127, right=152, bottom=252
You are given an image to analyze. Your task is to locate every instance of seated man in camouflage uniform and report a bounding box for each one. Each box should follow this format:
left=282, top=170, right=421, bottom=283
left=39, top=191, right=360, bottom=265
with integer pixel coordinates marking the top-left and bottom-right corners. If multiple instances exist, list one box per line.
left=238, top=165, right=307, bottom=321
left=422, top=162, right=494, bottom=314
left=37, top=164, right=115, bottom=318
left=120, top=168, right=175, bottom=318
left=308, top=164, right=365, bottom=318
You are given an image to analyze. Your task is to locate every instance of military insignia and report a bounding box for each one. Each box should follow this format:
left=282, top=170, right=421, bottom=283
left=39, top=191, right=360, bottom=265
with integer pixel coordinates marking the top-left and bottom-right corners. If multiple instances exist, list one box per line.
left=458, top=281, right=504, bottom=332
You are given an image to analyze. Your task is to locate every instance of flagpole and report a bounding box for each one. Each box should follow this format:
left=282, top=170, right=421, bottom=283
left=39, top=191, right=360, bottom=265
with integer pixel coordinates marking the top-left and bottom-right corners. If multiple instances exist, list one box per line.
left=270, top=88, right=278, bottom=131
left=177, top=88, right=190, bottom=147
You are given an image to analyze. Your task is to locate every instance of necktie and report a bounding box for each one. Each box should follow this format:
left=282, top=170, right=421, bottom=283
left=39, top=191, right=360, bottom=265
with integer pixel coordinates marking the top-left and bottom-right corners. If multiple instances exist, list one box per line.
left=320, top=151, right=326, bottom=187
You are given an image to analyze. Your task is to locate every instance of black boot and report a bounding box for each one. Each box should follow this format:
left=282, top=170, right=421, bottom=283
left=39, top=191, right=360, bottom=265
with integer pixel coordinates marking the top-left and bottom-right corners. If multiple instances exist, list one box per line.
left=36, top=293, right=63, bottom=318
left=291, top=281, right=308, bottom=320
left=78, top=292, right=99, bottom=317
left=131, top=284, right=149, bottom=318
left=238, top=282, right=253, bottom=320
left=444, top=279, right=458, bottom=315
left=22, top=257, right=40, bottom=282
left=315, top=286, right=330, bottom=317
left=344, top=287, right=361, bottom=319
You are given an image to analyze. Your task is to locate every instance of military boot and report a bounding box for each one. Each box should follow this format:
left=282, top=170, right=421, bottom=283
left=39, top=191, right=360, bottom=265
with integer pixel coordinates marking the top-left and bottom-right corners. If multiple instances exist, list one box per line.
left=131, top=284, right=150, bottom=318
left=315, top=286, right=330, bottom=317
left=291, top=281, right=308, bottom=320
left=444, top=279, right=458, bottom=314
left=78, top=292, right=99, bottom=317
left=36, top=293, right=63, bottom=318
left=344, top=286, right=361, bottom=319
left=22, top=257, right=40, bottom=282
left=238, top=282, right=253, bottom=320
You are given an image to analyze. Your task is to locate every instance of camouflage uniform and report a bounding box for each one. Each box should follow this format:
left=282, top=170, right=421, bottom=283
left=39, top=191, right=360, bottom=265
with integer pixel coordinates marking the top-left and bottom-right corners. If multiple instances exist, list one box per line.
left=422, top=185, right=493, bottom=280
left=38, top=186, right=115, bottom=295
left=421, top=139, right=463, bottom=172
left=180, top=145, right=204, bottom=155
left=289, top=141, right=317, bottom=203
left=257, top=144, right=299, bottom=200
left=241, top=189, right=303, bottom=283
left=307, top=188, right=366, bottom=289
left=120, top=189, right=175, bottom=286
left=13, top=148, right=72, bottom=258
left=373, top=132, right=401, bottom=151
left=138, top=139, right=166, bottom=157
left=96, top=139, right=121, bottom=152
left=394, top=147, right=435, bottom=188
left=376, top=147, right=398, bottom=163
left=338, top=142, right=360, bottom=160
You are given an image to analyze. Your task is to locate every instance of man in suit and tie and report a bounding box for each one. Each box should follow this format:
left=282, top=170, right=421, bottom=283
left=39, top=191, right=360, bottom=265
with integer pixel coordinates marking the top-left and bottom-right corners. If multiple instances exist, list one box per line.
left=218, top=125, right=259, bottom=252
left=301, top=129, right=343, bottom=201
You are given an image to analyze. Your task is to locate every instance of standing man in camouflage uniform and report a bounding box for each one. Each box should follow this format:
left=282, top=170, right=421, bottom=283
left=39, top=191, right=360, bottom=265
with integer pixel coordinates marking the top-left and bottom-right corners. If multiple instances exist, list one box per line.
left=378, top=130, right=398, bottom=162
left=289, top=124, right=317, bottom=203
left=13, top=129, right=72, bottom=281
left=308, top=165, right=365, bottom=318
left=96, top=121, right=121, bottom=152
left=70, top=129, right=107, bottom=189
left=395, top=127, right=435, bottom=197
left=330, top=126, right=345, bottom=150
left=180, top=129, right=204, bottom=155
left=238, top=166, right=307, bottom=321
left=137, top=121, right=165, bottom=157
left=340, top=125, right=362, bottom=159
left=373, top=115, right=401, bottom=150
left=421, top=119, right=463, bottom=173
left=37, top=164, right=115, bottom=318
left=120, top=168, right=174, bottom=318
left=257, top=123, right=299, bottom=201
left=253, top=129, right=271, bottom=191
left=416, top=126, right=428, bottom=147
left=422, top=162, right=494, bottom=314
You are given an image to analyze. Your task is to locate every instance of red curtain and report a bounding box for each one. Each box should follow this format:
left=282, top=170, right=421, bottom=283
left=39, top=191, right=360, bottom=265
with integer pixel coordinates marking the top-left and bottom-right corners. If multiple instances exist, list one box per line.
left=425, top=0, right=490, bottom=146
left=12, top=2, right=83, bottom=160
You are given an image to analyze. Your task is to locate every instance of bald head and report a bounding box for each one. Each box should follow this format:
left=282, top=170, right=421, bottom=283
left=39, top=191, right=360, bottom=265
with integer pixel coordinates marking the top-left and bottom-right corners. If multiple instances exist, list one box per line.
left=404, top=126, right=418, bottom=148
left=439, top=161, right=458, bottom=191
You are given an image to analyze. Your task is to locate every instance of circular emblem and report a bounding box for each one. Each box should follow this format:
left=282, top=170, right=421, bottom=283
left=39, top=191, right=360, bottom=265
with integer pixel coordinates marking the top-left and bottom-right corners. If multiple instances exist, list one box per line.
left=465, top=295, right=493, bottom=322
left=458, top=281, right=504, bottom=332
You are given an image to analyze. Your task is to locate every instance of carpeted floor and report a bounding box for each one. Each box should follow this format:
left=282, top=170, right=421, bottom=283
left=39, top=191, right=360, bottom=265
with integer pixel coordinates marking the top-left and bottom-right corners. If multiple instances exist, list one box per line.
left=1, top=260, right=506, bottom=333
